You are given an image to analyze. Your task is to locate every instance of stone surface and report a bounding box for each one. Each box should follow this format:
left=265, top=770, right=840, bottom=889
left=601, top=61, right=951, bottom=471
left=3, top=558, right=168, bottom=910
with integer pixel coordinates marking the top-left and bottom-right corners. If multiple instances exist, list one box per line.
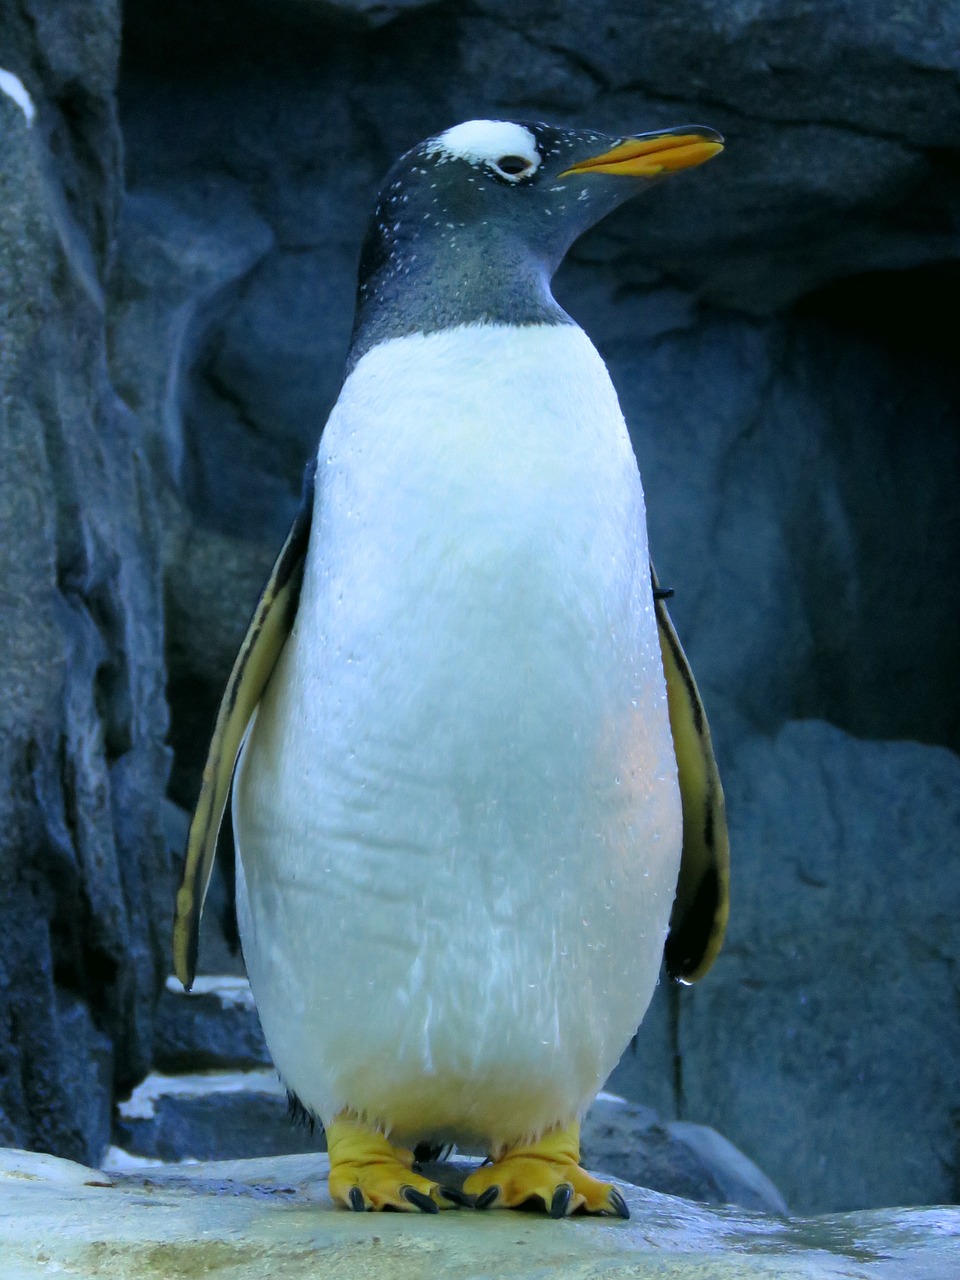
left=2, top=1146, right=958, bottom=1280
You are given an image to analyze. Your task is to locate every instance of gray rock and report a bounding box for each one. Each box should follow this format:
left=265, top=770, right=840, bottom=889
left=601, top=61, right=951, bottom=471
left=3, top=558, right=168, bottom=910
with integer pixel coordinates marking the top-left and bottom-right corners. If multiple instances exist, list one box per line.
left=2, top=1146, right=959, bottom=1280
left=613, top=723, right=960, bottom=1213
left=582, top=1094, right=789, bottom=1216
left=0, top=5, right=170, bottom=1164
left=109, top=184, right=275, bottom=493
left=107, top=176, right=281, bottom=810
left=115, top=1088, right=317, bottom=1162
left=502, top=0, right=960, bottom=146
left=112, top=1069, right=324, bottom=1162
left=600, top=295, right=960, bottom=753
left=152, top=978, right=272, bottom=1074
left=294, top=0, right=443, bottom=32
left=161, top=524, right=276, bottom=808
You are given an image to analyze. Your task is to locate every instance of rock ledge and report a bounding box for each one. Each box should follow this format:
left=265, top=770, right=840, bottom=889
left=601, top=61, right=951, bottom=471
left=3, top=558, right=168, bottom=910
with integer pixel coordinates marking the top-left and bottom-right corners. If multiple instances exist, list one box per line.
left=2, top=1147, right=958, bottom=1280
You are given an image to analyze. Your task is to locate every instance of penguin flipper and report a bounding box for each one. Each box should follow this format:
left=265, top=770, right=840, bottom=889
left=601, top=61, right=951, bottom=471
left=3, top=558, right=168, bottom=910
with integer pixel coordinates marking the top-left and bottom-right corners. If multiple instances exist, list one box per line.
left=652, top=563, right=730, bottom=983
left=172, top=466, right=316, bottom=990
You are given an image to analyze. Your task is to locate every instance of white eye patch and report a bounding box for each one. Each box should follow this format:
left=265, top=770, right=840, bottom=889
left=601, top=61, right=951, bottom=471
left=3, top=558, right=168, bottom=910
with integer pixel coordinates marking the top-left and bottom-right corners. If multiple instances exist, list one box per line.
left=425, top=120, right=541, bottom=182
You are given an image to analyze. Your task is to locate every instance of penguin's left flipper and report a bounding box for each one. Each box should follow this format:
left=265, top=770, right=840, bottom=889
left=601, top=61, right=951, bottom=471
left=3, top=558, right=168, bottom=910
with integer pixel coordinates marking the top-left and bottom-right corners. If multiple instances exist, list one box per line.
left=652, top=563, right=730, bottom=983
left=172, top=464, right=316, bottom=991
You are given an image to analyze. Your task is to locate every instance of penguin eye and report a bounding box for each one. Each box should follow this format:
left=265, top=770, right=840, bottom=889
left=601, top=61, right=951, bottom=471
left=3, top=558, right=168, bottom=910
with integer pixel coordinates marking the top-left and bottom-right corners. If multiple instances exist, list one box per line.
left=492, top=154, right=535, bottom=180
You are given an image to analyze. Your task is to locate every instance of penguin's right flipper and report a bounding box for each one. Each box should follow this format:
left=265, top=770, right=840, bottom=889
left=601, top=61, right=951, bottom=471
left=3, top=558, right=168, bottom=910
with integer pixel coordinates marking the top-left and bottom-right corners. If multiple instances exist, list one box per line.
left=652, top=563, right=730, bottom=984
left=172, top=463, right=316, bottom=990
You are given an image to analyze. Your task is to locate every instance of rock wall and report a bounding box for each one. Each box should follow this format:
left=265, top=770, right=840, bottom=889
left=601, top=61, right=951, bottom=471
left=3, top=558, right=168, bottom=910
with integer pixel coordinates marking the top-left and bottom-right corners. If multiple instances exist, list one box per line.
left=1, top=0, right=958, bottom=1212
left=0, top=0, right=170, bottom=1164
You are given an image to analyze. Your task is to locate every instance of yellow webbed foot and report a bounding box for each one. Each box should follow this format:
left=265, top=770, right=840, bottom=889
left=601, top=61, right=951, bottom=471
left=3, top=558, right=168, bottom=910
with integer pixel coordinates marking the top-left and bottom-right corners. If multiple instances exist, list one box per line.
left=326, top=1115, right=466, bottom=1212
left=462, top=1121, right=629, bottom=1219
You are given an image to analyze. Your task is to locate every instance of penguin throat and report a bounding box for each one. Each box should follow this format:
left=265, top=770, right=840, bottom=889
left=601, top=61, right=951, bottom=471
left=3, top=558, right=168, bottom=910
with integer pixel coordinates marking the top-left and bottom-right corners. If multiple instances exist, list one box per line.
left=347, top=227, right=570, bottom=370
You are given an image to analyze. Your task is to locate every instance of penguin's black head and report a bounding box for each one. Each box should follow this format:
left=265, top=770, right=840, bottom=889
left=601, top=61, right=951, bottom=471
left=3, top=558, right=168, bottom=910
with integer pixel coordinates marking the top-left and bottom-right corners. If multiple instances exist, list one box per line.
left=349, top=119, right=722, bottom=365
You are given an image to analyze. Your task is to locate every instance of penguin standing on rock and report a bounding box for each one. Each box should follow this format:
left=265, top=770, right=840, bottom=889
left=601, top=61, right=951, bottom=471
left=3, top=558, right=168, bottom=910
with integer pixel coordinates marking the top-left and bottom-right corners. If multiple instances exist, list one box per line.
left=174, top=119, right=729, bottom=1218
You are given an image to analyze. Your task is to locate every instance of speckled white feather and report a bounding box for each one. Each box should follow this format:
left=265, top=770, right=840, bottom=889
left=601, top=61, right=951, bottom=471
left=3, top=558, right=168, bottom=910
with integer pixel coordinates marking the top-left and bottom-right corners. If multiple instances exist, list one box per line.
left=233, top=321, right=682, bottom=1148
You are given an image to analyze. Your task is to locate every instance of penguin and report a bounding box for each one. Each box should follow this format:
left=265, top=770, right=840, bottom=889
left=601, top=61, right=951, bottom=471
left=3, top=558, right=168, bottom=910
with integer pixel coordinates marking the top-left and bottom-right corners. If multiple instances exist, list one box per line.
left=173, top=119, right=728, bottom=1218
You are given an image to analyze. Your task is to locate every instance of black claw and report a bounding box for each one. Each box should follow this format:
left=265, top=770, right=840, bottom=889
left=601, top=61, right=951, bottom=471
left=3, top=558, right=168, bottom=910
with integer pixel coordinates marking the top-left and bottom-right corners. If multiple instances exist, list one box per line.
left=402, top=1185, right=440, bottom=1214
left=475, top=1185, right=500, bottom=1210
left=607, top=1188, right=630, bottom=1220
left=439, top=1185, right=473, bottom=1208
left=348, top=1186, right=366, bottom=1212
left=550, top=1183, right=573, bottom=1219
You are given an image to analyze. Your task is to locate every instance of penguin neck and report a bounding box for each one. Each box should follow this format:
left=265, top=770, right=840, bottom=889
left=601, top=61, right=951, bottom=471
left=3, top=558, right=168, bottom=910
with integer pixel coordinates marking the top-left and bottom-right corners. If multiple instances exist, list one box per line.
left=346, top=223, right=572, bottom=372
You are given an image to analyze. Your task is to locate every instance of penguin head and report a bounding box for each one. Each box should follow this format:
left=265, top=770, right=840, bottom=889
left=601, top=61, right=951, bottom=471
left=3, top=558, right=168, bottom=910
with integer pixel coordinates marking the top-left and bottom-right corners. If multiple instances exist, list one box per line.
left=350, top=119, right=723, bottom=363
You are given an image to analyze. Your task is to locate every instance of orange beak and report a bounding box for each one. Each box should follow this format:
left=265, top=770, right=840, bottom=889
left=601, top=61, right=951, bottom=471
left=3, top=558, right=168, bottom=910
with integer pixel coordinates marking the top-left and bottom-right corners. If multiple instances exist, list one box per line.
left=560, top=128, right=724, bottom=180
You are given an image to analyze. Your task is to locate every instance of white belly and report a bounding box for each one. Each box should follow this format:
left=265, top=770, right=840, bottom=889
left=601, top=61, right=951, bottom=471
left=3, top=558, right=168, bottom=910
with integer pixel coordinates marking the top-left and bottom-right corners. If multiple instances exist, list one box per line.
left=233, top=322, right=682, bottom=1148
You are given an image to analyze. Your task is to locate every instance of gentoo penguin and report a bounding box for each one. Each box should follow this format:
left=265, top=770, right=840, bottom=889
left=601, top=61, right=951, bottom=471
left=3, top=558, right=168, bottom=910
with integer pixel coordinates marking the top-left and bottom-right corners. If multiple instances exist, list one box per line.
left=174, top=119, right=728, bottom=1218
